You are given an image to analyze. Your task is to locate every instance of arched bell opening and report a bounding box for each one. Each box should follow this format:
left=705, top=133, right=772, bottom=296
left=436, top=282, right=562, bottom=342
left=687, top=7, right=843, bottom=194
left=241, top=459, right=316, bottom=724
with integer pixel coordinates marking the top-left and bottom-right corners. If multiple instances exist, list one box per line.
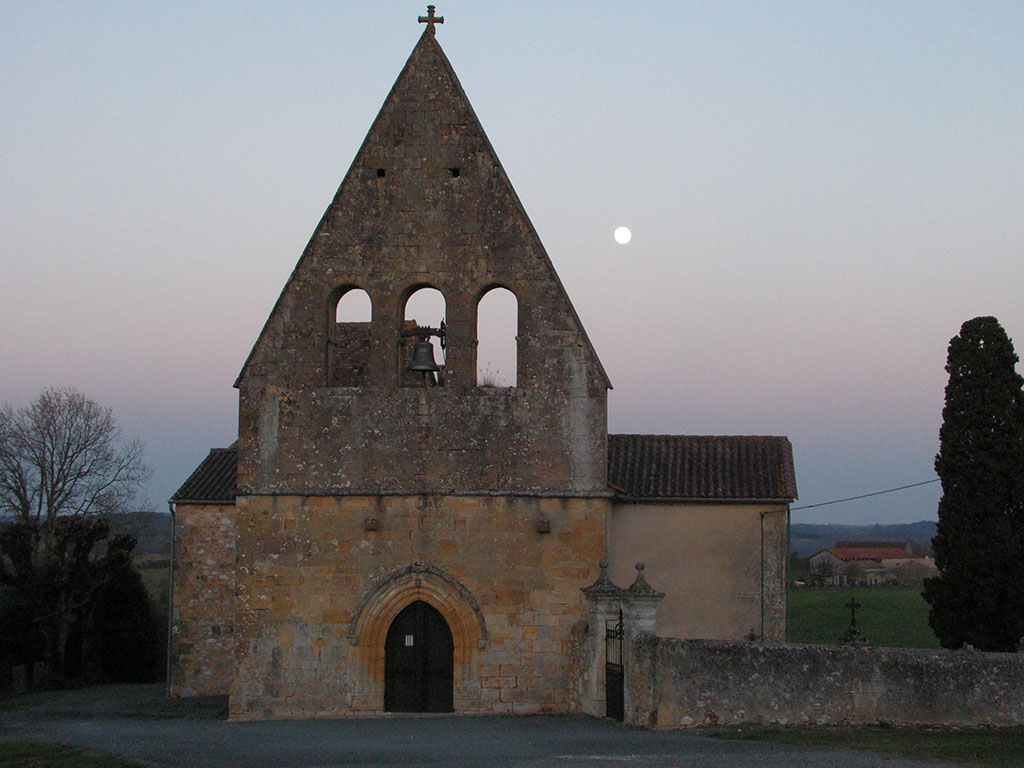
left=402, top=286, right=446, bottom=387
left=327, top=286, right=372, bottom=387
left=476, top=286, right=518, bottom=387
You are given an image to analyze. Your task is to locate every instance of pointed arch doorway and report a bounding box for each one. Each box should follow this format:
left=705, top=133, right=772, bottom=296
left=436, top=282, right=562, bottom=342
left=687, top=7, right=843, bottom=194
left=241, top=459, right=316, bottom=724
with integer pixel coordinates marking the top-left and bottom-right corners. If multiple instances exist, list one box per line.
left=384, top=600, right=454, bottom=712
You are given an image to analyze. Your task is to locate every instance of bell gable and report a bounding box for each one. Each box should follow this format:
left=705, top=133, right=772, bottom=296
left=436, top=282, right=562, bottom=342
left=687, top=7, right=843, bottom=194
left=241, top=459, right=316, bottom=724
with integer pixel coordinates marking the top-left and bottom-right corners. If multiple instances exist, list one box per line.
left=235, top=27, right=610, bottom=496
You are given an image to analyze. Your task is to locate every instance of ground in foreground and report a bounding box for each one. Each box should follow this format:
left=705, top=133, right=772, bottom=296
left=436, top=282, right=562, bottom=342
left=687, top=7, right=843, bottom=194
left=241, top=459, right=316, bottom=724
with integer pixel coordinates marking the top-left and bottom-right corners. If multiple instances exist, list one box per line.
left=714, top=725, right=1024, bottom=768
left=0, top=741, right=146, bottom=768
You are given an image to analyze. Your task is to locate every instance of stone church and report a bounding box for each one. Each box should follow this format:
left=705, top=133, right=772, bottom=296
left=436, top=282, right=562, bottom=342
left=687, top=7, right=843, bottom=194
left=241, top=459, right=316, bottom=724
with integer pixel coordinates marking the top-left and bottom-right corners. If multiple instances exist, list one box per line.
left=170, top=9, right=796, bottom=719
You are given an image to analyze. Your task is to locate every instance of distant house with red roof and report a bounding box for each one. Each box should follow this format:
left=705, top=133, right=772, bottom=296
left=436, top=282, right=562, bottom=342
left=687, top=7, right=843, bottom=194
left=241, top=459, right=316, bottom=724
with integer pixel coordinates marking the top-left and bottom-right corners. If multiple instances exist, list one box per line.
left=809, top=541, right=937, bottom=586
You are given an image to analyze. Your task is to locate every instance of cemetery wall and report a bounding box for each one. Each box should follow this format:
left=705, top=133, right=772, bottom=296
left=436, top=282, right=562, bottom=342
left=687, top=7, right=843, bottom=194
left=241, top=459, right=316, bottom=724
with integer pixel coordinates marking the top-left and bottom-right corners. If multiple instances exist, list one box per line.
left=628, top=637, right=1024, bottom=728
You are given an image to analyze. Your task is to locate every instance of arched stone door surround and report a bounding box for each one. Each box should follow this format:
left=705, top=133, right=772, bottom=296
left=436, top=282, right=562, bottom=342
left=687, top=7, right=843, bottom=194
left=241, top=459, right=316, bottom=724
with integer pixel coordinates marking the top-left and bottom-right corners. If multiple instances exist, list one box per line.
left=348, top=562, right=487, bottom=711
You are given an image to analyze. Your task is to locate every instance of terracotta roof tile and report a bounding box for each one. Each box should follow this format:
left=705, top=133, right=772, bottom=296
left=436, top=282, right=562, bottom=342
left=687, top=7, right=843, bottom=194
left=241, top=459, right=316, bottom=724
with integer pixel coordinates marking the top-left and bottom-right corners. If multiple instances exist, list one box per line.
left=834, top=540, right=908, bottom=550
left=828, top=547, right=917, bottom=561
left=607, top=435, right=797, bottom=502
left=170, top=444, right=237, bottom=504
left=172, top=435, right=798, bottom=504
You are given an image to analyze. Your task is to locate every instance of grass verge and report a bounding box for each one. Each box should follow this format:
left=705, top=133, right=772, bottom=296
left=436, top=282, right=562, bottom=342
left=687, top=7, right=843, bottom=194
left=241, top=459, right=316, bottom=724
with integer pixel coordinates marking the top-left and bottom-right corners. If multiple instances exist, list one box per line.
left=0, top=741, right=147, bottom=767
left=134, top=557, right=169, bottom=606
left=714, top=725, right=1024, bottom=768
left=789, top=586, right=940, bottom=648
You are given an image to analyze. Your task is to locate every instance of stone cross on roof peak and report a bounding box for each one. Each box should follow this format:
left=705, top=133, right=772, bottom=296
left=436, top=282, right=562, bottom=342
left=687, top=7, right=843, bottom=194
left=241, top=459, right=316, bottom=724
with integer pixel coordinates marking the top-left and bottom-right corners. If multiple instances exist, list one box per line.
left=418, top=5, right=444, bottom=34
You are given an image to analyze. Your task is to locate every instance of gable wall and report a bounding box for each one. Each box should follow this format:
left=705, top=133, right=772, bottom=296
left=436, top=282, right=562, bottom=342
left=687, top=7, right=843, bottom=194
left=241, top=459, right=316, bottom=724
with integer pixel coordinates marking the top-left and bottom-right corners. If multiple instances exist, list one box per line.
left=236, top=33, right=607, bottom=498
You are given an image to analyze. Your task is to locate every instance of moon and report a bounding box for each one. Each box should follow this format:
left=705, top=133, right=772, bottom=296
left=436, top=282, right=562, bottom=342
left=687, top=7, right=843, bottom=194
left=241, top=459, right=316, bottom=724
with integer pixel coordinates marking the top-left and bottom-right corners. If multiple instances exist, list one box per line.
left=613, top=226, right=632, bottom=245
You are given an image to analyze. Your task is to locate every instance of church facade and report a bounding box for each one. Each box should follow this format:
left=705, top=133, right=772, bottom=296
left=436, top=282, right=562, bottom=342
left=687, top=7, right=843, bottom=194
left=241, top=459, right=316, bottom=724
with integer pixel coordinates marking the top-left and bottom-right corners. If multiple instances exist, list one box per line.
left=170, top=12, right=796, bottom=719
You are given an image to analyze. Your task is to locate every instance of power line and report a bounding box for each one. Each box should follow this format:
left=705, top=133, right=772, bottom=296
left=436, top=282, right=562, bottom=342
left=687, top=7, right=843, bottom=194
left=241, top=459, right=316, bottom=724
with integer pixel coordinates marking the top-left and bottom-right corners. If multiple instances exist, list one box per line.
left=791, top=479, right=940, bottom=511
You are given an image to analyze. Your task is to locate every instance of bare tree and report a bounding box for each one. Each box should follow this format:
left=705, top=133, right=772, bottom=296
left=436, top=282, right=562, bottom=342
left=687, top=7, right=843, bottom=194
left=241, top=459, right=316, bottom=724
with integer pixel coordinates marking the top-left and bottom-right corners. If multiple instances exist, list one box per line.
left=0, top=387, right=150, bottom=525
left=0, top=387, right=151, bottom=683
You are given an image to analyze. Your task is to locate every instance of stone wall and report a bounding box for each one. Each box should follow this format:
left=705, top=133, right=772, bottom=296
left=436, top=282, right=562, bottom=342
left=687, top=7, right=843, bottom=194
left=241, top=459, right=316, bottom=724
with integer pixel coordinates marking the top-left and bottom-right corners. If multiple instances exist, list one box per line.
left=327, top=322, right=371, bottom=387
left=230, top=493, right=608, bottom=719
left=170, top=503, right=236, bottom=696
left=628, top=637, right=1024, bottom=728
left=610, top=504, right=788, bottom=642
left=237, top=385, right=608, bottom=497
left=236, top=30, right=610, bottom=501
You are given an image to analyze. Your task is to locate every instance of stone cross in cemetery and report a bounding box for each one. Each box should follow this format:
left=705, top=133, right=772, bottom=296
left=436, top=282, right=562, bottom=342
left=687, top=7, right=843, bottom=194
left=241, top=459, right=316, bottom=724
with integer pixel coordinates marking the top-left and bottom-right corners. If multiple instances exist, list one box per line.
left=840, top=596, right=868, bottom=645
left=845, top=596, right=861, bottom=627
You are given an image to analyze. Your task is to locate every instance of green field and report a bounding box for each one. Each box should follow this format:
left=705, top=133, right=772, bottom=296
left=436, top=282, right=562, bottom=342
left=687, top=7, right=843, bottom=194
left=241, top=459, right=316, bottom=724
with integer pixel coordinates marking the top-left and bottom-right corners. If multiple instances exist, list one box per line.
left=789, top=587, right=941, bottom=649
left=134, top=555, right=169, bottom=606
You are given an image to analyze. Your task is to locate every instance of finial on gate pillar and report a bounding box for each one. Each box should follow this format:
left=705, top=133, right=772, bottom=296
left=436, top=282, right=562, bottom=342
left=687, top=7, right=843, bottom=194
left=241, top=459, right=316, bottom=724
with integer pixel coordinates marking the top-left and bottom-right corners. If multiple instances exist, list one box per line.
left=624, top=563, right=664, bottom=638
left=581, top=561, right=626, bottom=601
left=628, top=562, right=664, bottom=599
left=419, top=5, right=444, bottom=34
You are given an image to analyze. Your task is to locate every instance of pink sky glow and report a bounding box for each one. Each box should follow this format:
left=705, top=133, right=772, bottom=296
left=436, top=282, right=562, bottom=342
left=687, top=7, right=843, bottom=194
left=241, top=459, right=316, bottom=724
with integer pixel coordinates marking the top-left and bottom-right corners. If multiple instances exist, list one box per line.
left=3, top=2, right=1023, bottom=524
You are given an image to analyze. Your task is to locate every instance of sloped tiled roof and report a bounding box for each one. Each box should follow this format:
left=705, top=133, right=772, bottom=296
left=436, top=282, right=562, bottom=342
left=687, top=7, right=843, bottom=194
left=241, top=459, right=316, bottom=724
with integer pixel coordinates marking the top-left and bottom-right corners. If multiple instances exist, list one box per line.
left=834, top=540, right=907, bottom=551
left=607, top=435, right=797, bottom=502
left=827, top=547, right=918, bottom=561
left=170, top=444, right=237, bottom=504
left=172, top=434, right=798, bottom=504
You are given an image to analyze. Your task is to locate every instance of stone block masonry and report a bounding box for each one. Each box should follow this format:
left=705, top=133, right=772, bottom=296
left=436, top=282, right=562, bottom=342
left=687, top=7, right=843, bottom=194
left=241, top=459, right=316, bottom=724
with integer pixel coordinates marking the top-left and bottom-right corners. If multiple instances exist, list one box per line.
left=169, top=503, right=236, bottom=697
left=229, top=493, right=608, bottom=718
left=628, top=637, right=1024, bottom=728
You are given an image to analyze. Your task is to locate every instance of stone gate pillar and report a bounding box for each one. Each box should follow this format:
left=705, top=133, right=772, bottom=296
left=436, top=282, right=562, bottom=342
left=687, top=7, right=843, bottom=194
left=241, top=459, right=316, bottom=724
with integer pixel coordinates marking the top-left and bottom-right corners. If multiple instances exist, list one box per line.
left=580, top=561, right=626, bottom=717
left=623, top=563, right=664, bottom=636
left=622, top=563, right=664, bottom=726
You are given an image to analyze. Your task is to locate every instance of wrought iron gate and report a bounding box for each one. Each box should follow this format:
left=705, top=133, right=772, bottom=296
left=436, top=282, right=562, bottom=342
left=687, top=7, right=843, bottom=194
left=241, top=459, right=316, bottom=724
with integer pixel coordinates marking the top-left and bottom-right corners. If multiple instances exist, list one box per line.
left=605, top=608, right=624, bottom=721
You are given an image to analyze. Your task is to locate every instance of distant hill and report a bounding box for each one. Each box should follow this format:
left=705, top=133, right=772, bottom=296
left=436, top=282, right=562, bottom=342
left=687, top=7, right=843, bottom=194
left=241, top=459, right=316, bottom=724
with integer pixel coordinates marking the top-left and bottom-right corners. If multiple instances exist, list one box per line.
left=790, top=521, right=937, bottom=557
left=0, top=510, right=172, bottom=556
left=107, top=511, right=171, bottom=555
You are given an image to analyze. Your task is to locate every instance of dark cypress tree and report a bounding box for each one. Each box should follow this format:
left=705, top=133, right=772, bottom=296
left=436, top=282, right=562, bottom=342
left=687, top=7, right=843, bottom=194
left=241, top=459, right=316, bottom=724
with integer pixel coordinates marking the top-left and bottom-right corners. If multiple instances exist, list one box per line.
left=923, top=316, right=1024, bottom=651
left=92, top=534, right=160, bottom=682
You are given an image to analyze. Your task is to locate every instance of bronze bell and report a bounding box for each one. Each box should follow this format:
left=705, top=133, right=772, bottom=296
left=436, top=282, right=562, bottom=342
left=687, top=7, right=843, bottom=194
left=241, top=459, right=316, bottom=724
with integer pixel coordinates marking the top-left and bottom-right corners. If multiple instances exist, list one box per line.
left=407, top=340, right=440, bottom=372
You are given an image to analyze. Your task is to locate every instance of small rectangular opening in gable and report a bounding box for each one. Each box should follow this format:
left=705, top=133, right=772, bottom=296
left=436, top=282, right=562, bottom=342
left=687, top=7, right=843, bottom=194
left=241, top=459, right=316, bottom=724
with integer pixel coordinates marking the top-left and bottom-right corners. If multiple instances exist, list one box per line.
left=448, top=167, right=460, bottom=178
left=376, top=168, right=386, bottom=177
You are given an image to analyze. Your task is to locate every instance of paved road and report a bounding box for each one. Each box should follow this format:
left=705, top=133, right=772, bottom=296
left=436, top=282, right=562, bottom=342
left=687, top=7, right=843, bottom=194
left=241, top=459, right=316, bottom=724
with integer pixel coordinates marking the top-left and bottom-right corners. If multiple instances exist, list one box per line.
left=0, top=685, right=961, bottom=768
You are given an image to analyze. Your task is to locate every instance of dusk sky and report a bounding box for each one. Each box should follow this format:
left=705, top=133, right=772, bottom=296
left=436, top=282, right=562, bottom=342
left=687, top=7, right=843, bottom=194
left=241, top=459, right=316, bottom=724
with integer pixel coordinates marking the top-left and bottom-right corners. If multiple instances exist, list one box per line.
left=3, top=2, right=1022, bottom=525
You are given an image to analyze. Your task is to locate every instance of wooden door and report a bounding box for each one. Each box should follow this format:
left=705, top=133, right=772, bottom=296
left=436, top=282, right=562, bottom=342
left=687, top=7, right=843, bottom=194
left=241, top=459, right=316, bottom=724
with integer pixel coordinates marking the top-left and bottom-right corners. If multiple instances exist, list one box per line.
left=384, top=600, right=454, bottom=712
